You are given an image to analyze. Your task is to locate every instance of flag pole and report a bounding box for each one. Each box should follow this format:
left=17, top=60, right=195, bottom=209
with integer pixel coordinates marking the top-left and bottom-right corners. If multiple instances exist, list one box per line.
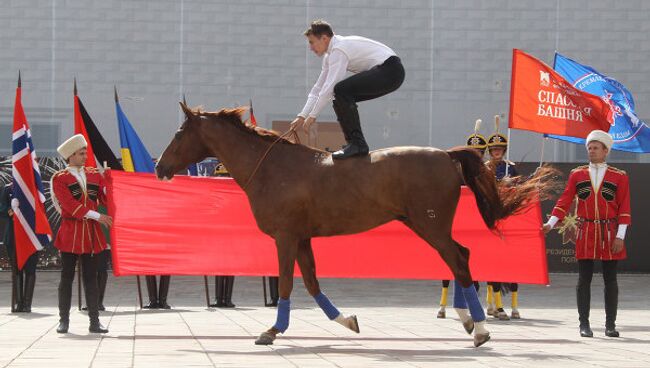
left=539, top=135, right=547, bottom=168
left=505, top=127, right=511, bottom=177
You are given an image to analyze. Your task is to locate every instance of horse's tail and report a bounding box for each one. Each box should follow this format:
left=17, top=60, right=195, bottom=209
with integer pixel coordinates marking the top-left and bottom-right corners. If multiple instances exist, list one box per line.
left=447, top=147, right=561, bottom=230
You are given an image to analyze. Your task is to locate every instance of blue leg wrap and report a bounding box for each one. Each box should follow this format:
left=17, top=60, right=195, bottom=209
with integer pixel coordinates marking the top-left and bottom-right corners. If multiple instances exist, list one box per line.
left=452, top=281, right=467, bottom=309
left=314, top=292, right=341, bottom=320
left=272, top=298, right=291, bottom=332
left=461, top=284, right=486, bottom=322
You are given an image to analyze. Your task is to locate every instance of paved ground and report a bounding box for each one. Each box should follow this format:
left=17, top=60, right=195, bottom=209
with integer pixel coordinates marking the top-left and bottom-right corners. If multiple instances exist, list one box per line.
left=1, top=272, right=649, bottom=368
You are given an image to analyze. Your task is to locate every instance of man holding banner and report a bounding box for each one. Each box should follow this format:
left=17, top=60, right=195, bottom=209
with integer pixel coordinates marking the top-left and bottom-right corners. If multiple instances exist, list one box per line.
left=51, top=134, right=112, bottom=334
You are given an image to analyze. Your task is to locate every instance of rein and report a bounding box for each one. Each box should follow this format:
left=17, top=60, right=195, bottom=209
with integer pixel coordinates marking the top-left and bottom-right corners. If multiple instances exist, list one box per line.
left=242, top=126, right=301, bottom=191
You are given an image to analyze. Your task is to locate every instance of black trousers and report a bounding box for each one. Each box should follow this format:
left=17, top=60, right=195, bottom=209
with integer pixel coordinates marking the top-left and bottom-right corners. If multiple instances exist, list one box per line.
left=332, top=56, right=405, bottom=138
left=59, top=252, right=100, bottom=322
left=334, top=56, right=405, bottom=105
left=577, top=260, right=618, bottom=328
left=489, top=282, right=518, bottom=293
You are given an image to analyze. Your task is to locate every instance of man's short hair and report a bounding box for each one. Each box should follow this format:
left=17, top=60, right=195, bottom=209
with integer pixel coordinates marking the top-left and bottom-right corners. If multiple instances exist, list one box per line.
left=304, top=20, right=334, bottom=38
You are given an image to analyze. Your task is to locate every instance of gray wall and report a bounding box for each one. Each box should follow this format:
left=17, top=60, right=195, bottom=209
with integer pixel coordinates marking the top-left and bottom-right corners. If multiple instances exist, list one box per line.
left=1, top=0, right=649, bottom=162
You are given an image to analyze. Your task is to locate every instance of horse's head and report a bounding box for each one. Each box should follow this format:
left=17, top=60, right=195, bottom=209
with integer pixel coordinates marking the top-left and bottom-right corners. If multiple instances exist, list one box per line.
left=156, top=102, right=211, bottom=180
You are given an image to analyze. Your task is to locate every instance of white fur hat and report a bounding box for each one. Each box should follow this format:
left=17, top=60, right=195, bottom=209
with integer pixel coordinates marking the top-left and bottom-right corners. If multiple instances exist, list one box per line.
left=586, top=130, right=613, bottom=151
left=57, top=134, right=88, bottom=159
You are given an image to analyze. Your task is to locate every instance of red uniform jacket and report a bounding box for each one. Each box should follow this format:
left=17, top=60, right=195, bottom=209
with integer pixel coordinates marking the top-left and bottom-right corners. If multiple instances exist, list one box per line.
left=51, top=167, right=108, bottom=254
left=551, top=165, right=631, bottom=260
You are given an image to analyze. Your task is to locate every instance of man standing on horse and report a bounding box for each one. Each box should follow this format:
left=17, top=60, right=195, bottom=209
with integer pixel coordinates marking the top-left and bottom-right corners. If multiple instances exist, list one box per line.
left=291, top=20, right=405, bottom=159
left=543, top=130, right=630, bottom=338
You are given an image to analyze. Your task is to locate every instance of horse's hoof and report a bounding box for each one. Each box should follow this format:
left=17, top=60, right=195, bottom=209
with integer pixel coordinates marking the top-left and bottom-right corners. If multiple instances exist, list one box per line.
left=254, top=331, right=276, bottom=345
left=474, top=332, right=490, bottom=347
left=462, top=319, right=474, bottom=335
left=437, top=309, right=446, bottom=319
left=347, top=315, right=360, bottom=333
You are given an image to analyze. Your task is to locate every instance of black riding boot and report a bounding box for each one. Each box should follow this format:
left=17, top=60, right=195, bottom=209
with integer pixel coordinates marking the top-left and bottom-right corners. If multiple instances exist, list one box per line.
left=158, top=276, right=171, bottom=309
left=212, top=276, right=226, bottom=308
left=604, top=280, right=619, bottom=337
left=12, top=271, right=24, bottom=313
left=97, top=271, right=108, bottom=311
left=143, top=276, right=159, bottom=309
left=22, top=273, right=36, bottom=313
left=210, top=276, right=222, bottom=307
left=89, top=317, right=109, bottom=333
left=223, top=276, right=235, bottom=308
left=332, top=99, right=369, bottom=160
left=577, top=282, right=592, bottom=337
left=268, top=276, right=279, bottom=307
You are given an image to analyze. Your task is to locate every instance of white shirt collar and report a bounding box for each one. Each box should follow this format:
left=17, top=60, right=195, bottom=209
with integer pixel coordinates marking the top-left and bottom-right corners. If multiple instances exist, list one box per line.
left=326, top=35, right=340, bottom=55
left=589, top=162, right=607, bottom=169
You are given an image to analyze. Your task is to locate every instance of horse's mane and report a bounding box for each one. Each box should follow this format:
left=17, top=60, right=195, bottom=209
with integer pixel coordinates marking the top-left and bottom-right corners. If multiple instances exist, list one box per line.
left=192, top=106, right=300, bottom=146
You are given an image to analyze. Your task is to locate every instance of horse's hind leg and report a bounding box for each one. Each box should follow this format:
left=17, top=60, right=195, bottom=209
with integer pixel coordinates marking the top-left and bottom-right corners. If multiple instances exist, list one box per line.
left=439, top=238, right=490, bottom=347
left=296, top=239, right=360, bottom=333
left=255, top=235, right=299, bottom=345
left=404, top=218, right=490, bottom=347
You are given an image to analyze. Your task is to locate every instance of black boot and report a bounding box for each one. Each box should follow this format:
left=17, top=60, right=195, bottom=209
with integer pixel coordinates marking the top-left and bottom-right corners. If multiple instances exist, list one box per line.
left=332, top=99, right=369, bottom=160
left=89, top=318, right=109, bottom=333
left=158, top=276, right=171, bottom=309
left=604, top=280, right=619, bottom=337
left=22, top=273, right=36, bottom=313
left=57, top=319, right=69, bottom=334
left=97, top=271, right=108, bottom=311
left=223, top=276, right=235, bottom=308
left=212, top=276, right=226, bottom=308
left=577, top=282, right=592, bottom=337
left=143, top=276, right=159, bottom=309
left=16, top=271, right=25, bottom=312
left=11, top=269, right=23, bottom=313
left=268, top=277, right=279, bottom=307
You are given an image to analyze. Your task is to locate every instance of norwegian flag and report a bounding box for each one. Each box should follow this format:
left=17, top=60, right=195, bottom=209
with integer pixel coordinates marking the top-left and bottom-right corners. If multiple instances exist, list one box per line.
left=11, top=73, right=52, bottom=269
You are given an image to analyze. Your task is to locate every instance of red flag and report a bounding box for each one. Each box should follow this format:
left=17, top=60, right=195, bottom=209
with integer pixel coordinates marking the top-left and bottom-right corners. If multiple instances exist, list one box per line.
left=249, top=99, right=257, bottom=126
left=73, top=80, right=97, bottom=168
left=11, top=75, right=52, bottom=269
left=508, top=49, right=612, bottom=138
left=107, top=171, right=548, bottom=284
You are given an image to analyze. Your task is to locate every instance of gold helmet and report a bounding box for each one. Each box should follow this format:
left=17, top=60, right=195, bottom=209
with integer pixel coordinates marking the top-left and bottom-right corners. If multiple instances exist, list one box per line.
left=487, top=115, right=508, bottom=150
left=213, top=162, right=229, bottom=175
left=466, top=119, right=487, bottom=152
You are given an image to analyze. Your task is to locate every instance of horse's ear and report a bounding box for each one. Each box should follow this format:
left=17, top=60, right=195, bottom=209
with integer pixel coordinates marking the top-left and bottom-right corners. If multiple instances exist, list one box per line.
left=179, top=101, right=193, bottom=117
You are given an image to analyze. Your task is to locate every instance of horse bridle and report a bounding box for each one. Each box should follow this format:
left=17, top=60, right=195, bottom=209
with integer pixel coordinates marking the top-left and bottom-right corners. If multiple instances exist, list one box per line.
left=242, top=126, right=301, bottom=191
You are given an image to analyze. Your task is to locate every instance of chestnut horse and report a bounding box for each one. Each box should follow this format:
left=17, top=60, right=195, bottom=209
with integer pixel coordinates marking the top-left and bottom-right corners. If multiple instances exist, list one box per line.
left=156, top=103, right=553, bottom=346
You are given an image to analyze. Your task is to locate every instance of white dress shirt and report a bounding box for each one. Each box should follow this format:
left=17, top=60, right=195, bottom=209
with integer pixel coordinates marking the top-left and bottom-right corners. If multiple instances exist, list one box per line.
left=545, top=162, right=627, bottom=239
left=298, top=35, right=396, bottom=119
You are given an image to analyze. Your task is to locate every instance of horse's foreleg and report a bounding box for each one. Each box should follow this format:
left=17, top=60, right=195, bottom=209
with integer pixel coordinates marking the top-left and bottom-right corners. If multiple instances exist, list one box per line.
left=296, top=239, right=360, bottom=333
left=255, top=236, right=299, bottom=345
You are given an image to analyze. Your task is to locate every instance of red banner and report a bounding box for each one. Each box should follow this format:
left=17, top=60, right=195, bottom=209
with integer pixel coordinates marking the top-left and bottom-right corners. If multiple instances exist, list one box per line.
left=107, top=170, right=549, bottom=284
left=508, top=49, right=611, bottom=138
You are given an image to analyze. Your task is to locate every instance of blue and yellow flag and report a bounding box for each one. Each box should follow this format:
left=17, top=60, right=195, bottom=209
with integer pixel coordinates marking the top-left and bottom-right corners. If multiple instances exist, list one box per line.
left=115, top=88, right=155, bottom=173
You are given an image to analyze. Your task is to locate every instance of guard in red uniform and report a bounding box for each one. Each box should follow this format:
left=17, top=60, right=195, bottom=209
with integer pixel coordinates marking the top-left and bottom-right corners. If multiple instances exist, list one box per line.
left=544, top=130, right=630, bottom=338
left=51, top=134, right=112, bottom=334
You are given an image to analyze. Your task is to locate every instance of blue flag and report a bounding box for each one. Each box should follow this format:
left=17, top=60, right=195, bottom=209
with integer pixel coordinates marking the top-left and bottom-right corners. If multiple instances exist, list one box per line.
left=115, top=101, right=155, bottom=173
left=548, top=52, right=650, bottom=153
